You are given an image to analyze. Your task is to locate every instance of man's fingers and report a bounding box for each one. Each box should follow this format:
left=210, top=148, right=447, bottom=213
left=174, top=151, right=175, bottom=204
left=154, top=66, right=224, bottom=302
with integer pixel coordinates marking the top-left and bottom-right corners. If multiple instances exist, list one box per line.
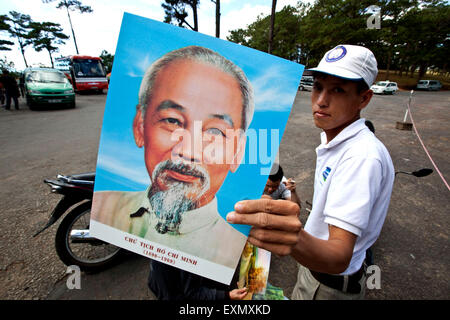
left=227, top=210, right=301, bottom=232
left=234, top=198, right=300, bottom=216
left=249, top=227, right=300, bottom=245
left=247, top=235, right=295, bottom=256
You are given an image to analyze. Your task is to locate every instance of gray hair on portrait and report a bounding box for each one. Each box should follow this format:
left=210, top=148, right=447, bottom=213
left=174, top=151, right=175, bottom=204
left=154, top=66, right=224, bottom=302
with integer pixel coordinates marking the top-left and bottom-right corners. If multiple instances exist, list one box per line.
left=137, top=45, right=255, bottom=131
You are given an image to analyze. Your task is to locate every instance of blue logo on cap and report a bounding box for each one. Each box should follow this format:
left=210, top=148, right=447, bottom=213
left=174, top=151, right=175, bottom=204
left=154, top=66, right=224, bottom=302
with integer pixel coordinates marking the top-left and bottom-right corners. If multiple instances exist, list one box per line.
left=325, top=46, right=347, bottom=62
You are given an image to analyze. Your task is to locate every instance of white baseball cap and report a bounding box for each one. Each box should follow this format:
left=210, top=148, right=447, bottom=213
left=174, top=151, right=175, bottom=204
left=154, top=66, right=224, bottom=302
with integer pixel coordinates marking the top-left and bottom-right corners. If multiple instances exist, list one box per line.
left=309, top=44, right=378, bottom=87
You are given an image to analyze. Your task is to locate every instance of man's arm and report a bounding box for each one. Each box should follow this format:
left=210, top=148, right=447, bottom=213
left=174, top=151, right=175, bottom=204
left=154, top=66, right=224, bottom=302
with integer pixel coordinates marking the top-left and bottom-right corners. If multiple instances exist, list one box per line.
left=226, top=198, right=356, bottom=274
left=290, top=225, right=356, bottom=274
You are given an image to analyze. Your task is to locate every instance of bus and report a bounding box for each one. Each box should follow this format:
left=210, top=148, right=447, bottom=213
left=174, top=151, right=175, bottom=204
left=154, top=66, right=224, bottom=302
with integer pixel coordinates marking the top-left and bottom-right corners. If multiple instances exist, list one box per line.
left=55, top=55, right=109, bottom=93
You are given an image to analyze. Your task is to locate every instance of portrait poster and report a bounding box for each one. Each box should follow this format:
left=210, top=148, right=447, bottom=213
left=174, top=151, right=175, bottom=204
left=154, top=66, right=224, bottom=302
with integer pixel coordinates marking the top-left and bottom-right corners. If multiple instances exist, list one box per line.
left=90, top=12, right=304, bottom=284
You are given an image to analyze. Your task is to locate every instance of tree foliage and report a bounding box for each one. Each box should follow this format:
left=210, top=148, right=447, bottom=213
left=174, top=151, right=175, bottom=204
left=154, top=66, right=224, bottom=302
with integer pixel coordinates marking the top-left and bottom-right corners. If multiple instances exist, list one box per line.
left=2, top=11, right=33, bottom=67
left=42, top=0, right=93, bottom=54
left=27, top=21, right=69, bottom=68
left=0, top=15, right=14, bottom=51
left=100, top=50, right=114, bottom=73
left=162, top=0, right=200, bottom=31
left=0, top=56, right=16, bottom=72
left=227, top=5, right=304, bottom=62
left=227, top=0, right=450, bottom=77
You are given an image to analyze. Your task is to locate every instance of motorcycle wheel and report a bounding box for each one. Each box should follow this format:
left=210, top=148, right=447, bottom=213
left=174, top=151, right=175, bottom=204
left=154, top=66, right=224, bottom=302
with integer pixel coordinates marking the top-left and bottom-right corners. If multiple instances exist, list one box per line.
left=55, top=201, right=123, bottom=273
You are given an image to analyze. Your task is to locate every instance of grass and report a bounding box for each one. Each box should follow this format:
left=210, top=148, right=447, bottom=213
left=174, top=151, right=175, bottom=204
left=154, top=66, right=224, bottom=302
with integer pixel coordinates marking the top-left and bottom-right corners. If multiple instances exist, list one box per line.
left=376, top=70, right=450, bottom=90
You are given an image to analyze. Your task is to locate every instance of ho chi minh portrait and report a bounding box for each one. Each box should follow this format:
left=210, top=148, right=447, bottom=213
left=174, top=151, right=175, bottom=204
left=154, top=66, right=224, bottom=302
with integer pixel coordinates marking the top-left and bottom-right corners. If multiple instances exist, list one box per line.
left=91, top=46, right=255, bottom=269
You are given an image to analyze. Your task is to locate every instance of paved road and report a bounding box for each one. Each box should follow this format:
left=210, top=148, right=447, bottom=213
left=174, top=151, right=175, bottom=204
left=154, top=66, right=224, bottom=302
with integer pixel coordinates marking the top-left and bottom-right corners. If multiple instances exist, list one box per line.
left=0, top=89, right=448, bottom=300
left=0, top=94, right=106, bottom=299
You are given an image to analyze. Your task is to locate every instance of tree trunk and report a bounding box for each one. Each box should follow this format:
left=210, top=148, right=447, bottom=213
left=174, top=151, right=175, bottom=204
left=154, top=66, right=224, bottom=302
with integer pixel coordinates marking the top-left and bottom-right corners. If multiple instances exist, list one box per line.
left=418, top=63, right=428, bottom=79
left=409, top=65, right=416, bottom=78
left=19, top=43, right=28, bottom=68
left=268, top=0, right=277, bottom=54
left=13, top=21, right=28, bottom=67
left=192, top=0, right=199, bottom=31
left=47, top=49, right=54, bottom=68
left=65, top=4, right=79, bottom=54
left=385, top=47, right=392, bottom=80
left=215, top=0, right=220, bottom=38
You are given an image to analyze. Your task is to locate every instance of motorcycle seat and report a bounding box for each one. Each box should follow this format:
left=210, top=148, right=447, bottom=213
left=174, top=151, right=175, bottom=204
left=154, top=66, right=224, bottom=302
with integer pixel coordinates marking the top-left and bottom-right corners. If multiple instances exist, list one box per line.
left=69, top=172, right=96, bottom=182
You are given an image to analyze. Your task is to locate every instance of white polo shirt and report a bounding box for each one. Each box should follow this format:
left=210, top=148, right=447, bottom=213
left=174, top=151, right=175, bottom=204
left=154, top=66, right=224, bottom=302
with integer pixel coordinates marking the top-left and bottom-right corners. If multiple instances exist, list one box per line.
left=304, top=118, right=394, bottom=275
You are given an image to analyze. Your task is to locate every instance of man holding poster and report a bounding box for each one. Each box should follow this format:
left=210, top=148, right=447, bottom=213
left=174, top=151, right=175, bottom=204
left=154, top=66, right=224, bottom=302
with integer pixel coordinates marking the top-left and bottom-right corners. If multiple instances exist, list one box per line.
left=228, top=45, right=394, bottom=300
left=92, top=45, right=253, bottom=270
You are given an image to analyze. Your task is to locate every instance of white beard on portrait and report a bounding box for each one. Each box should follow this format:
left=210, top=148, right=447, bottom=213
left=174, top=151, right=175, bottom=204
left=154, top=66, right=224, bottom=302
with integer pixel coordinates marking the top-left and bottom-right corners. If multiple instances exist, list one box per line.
left=148, top=159, right=210, bottom=235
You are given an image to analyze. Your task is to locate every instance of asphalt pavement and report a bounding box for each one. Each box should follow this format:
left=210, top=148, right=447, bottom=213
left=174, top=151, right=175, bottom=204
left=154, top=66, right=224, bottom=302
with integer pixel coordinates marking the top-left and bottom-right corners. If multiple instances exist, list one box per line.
left=0, top=89, right=448, bottom=300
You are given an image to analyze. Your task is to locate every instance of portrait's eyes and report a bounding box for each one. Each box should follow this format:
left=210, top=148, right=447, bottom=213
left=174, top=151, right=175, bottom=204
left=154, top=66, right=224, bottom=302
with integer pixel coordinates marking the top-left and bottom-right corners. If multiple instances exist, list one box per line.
left=164, top=118, right=181, bottom=125
left=205, top=127, right=226, bottom=137
left=160, top=117, right=183, bottom=128
left=333, top=87, right=345, bottom=93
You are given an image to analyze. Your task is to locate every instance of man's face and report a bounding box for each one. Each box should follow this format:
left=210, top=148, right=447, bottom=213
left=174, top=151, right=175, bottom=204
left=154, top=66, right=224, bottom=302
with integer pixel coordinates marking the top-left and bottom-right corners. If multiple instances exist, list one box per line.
left=311, top=74, right=372, bottom=142
left=264, top=179, right=281, bottom=195
left=134, top=59, right=245, bottom=210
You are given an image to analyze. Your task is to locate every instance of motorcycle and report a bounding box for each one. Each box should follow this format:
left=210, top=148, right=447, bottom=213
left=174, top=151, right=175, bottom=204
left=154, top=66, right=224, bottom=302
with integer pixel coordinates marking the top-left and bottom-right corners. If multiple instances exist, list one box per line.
left=34, top=172, right=123, bottom=273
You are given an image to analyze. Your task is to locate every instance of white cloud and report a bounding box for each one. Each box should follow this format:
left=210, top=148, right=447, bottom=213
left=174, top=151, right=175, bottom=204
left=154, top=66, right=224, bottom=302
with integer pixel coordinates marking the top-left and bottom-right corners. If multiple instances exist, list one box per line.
left=220, top=4, right=270, bottom=38
left=96, top=138, right=150, bottom=187
left=252, top=65, right=299, bottom=111
left=97, top=153, right=150, bottom=186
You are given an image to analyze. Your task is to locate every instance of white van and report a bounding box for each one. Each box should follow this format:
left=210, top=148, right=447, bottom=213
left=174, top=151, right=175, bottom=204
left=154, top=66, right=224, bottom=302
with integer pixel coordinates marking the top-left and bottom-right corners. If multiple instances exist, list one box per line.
left=370, top=81, right=398, bottom=94
left=416, top=80, right=442, bottom=91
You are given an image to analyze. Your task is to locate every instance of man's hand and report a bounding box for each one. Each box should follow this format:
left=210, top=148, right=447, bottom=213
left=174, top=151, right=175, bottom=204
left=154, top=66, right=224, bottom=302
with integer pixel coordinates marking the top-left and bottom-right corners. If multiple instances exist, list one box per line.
left=283, top=178, right=301, bottom=209
left=284, top=178, right=296, bottom=191
left=226, top=197, right=302, bottom=256
left=229, top=287, right=248, bottom=300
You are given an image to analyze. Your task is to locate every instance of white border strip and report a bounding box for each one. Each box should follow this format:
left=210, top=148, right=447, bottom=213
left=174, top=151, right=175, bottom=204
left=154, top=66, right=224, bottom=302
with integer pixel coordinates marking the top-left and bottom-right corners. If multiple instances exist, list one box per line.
left=75, top=78, right=108, bottom=83
left=90, top=220, right=235, bottom=284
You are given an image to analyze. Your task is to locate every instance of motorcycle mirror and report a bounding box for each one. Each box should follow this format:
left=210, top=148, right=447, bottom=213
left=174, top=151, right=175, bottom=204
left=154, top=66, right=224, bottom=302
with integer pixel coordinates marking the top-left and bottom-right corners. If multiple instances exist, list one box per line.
left=411, top=168, right=433, bottom=177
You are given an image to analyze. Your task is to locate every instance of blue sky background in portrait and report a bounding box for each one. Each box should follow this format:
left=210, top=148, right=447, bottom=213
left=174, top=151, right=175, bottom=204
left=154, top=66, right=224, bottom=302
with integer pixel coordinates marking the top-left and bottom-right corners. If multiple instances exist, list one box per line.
left=94, top=13, right=304, bottom=235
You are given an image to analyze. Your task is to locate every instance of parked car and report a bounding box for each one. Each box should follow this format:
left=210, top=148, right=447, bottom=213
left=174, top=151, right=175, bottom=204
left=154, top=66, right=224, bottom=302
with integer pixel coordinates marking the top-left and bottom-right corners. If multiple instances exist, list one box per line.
left=416, top=80, right=442, bottom=91
left=370, top=81, right=398, bottom=94
left=24, top=68, right=75, bottom=110
left=299, top=75, right=314, bottom=91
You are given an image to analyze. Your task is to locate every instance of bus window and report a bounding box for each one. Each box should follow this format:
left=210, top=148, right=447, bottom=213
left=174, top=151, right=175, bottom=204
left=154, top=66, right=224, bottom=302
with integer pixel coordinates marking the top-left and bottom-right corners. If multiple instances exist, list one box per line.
left=73, top=59, right=106, bottom=77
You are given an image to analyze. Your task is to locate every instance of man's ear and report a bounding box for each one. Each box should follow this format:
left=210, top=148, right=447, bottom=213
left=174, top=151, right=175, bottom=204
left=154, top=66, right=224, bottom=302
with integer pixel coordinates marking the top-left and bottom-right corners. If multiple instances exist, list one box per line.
left=359, top=89, right=373, bottom=111
left=230, top=135, right=246, bottom=173
left=133, top=106, right=145, bottom=148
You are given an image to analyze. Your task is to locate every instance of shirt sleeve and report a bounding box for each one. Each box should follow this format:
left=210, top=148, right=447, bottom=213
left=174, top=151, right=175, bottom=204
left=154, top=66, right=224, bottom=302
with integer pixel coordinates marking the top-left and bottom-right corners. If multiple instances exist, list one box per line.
left=281, top=187, right=291, bottom=200
left=278, top=179, right=291, bottom=200
left=323, top=156, right=383, bottom=237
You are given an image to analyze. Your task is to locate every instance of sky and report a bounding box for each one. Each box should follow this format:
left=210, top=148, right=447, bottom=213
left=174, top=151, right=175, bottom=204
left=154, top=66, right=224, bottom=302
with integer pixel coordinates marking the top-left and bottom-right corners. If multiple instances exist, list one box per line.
left=0, top=0, right=308, bottom=71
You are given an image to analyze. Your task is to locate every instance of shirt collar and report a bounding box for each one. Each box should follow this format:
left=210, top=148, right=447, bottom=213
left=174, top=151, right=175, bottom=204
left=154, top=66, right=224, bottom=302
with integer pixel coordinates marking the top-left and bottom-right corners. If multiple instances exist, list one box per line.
left=133, top=184, right=153, bottom=214
left=178, top=197, right=219, bottom=234
left=318, top=118, right=368, bottom=150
